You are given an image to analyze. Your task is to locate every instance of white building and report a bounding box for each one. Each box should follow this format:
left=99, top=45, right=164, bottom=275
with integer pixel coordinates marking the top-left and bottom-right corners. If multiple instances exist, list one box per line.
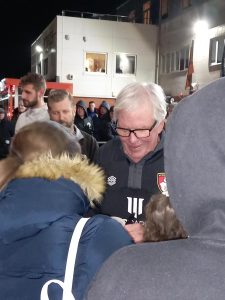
left=31, top=14, right=158, bottom=99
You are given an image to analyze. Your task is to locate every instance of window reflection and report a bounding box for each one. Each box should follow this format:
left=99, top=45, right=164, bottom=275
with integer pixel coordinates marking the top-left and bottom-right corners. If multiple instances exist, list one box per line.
left=85, top=52, right=107, bottom=73
left=116, top=54, right=136, bottom=75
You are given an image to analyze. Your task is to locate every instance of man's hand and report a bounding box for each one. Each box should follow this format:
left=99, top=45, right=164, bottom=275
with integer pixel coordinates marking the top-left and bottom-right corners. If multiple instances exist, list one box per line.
left=125, top=223, right=144, bottom=243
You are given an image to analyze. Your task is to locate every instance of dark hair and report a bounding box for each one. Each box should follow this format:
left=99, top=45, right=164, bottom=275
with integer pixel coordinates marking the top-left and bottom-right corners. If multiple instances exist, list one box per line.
left=19, top=72, right=46, bottom=93
left=144, top=194, right=188, bottom=242
left=47, top=89, right=75, bottom=109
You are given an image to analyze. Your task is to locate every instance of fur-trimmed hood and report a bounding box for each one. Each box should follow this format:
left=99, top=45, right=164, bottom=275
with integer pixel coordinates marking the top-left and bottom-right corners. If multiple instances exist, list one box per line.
left=14, top=153, right=105, bottom=207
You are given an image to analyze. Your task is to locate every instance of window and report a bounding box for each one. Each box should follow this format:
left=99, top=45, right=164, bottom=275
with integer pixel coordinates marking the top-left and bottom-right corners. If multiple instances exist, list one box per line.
left=181, top=0, right=191, bottom=9
left=37, top=62, right=41, bottom=74
left=116, top=54, right=136, bottom=75
left=175, top=51, right=180, bottom=71
left=161, top=55, right=166, bottom=73
left=43, top=58, right=48, bottom=75
left=166, top=53, right=170, bottom=73
left=209, top=36, right=225, bottom=65
left=143, top=1, right=151, bottom=24
left=171, top=52, right=175, bottom=72
left=160, top=45, right=189, bottom=74
left=85, top=52, right=107, bottom=73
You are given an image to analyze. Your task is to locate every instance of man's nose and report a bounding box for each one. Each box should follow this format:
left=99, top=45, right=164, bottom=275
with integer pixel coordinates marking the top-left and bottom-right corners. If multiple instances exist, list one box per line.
left=58, top=112, right=65, bottom=121
left=129, top=131, right=138, bottom=142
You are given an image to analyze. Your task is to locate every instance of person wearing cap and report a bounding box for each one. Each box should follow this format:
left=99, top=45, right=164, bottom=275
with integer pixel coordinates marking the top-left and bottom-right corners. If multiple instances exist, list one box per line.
left=15, top=73, right=49, bottom=133
left=85, top=77, right=225, bottom=300
left=94, top=82, right=167, bottom=243
left=0, top=107, right=14, bottom=160
left=75, top=100, right=94, bottom=136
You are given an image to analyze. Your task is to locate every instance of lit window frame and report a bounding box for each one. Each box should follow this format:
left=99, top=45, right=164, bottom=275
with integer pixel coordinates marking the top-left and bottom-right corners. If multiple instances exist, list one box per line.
left=84, top=52, right=107, bottom=74
left=115, top=53, right=137, bottom=76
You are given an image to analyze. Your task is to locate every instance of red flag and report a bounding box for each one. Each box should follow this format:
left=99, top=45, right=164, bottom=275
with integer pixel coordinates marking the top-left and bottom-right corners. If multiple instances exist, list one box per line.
left=185, top=40, right=194, bottom=92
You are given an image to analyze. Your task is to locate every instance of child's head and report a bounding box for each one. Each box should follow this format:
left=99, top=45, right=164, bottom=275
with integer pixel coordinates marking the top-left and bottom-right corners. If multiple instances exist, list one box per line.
left=10, top=120, right=81, bottom=162
left=144, top=194, right=187, bottom=242
left=0, top=121, right=81, bottom=189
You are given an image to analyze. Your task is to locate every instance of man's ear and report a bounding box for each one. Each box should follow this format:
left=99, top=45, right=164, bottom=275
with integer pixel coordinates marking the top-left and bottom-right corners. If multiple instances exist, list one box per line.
left=157, top=120, right=165, bottom=134
left=39, top=88, right=45, bottom=98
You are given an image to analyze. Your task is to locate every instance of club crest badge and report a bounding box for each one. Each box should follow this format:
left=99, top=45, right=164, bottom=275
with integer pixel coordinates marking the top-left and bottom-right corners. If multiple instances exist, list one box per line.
left=157, top=173, right=169, bottom=196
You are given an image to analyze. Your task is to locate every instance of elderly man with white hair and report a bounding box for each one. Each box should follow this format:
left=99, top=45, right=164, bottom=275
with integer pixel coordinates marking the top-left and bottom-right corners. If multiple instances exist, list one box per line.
left=94, top=82, right=167, bottom=243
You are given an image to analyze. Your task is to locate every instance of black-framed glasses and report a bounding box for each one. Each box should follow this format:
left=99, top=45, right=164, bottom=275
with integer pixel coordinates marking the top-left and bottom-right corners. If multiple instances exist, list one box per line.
left=116, top=120, right=157, bottom=138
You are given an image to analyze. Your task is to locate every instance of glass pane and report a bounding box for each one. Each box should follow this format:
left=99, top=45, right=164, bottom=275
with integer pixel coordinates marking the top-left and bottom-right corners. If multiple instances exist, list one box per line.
left=175, top=51, right=180, bottom=70
left=166, top=53, right=170, bottom=73
left=217, top=38, right=224, bottom=63
left=210, top=40, right=217, bottom=64
left=180, top=48, right=185, bottom=70
left=185, top=46, right=189, bottom=69
left=171, top=53, right=175, bottom=72
left=85, top=52, right=107, bottom=73
left=116, top=54, right=136, bottom=74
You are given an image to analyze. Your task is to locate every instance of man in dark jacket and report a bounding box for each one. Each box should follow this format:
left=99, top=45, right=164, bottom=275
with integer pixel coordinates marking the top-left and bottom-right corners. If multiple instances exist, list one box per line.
left=94, top=82, right=167, bottom=243
left=47, top=90, right=99, bottom=162
left=0, top=108, right=14, bottom=160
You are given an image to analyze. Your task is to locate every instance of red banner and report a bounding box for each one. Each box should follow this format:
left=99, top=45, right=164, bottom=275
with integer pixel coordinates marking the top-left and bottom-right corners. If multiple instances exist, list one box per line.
left=185, top=40, right=194, bottom=92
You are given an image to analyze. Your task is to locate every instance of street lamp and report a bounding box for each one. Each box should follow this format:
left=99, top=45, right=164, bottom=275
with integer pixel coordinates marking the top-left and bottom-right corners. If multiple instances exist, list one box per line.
left=35, top=45, right=43, bottom=53
left=194, top=20, right=208, bottom=35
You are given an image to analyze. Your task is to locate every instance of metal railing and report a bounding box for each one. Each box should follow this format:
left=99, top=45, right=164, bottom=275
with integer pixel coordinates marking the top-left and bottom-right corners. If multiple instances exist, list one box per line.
left=61, top=10, right=131, bottom=23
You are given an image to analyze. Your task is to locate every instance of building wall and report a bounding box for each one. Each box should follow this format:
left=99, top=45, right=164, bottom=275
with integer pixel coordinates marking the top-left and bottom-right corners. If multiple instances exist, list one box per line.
left=32, top=16, right=158, bottom=98
left=56, top=16, right=158, bottom=97
left=159, top=0, right=225, bottom=96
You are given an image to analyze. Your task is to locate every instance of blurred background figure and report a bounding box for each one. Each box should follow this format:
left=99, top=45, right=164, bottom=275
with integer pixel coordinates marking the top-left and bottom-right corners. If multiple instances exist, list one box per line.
left=11, top=99, right=27, bottom=125
left=109, top=105, right=117, bottom=139
left=75, top=100, right=94, bottom=136
left=87, top=101, right=98, bottom=119
left=93, top=100, right=112, bottom=142
left=0, top=107, right=14, bottom=160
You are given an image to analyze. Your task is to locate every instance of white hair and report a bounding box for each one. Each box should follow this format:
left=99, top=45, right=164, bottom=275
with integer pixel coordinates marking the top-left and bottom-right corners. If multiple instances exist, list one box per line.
left=114, top=82, right=167, bottom=122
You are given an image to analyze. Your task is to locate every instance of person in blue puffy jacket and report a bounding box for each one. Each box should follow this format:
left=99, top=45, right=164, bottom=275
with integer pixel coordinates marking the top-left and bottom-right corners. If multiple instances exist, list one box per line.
left=0, top=120, right=133, bottom=300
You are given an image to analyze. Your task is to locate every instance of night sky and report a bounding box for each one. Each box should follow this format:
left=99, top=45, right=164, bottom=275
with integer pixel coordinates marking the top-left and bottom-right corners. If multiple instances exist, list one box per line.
left=0, top=0, right=124, bottom=80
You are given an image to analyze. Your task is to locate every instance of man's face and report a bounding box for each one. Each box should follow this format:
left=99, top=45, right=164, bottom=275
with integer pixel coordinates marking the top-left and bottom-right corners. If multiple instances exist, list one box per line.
left=18, top=100, right=26, bottom=113
left=89, top=103, right=95, bottom=112
left=21, top=84, right=40, bottom=108
left=117, top=103, right=164, bottom=163
left=48, top=97, right=75, bottom=129
left=77, top=106, right=85, bottom=119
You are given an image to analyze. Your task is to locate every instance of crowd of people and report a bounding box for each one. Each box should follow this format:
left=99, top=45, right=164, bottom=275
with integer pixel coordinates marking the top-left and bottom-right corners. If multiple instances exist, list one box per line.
left=0, top=72, right=224, bottom=299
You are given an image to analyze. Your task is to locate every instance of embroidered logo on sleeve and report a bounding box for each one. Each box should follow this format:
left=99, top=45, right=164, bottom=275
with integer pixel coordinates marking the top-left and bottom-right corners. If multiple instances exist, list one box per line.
left=157, top=173, right=169, bottom=196
left=107, top=175, right=116, bottom=186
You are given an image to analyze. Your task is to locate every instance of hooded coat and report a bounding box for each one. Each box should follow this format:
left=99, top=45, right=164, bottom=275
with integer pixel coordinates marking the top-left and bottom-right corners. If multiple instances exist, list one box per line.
left=75, top=100, right=94, bottom=136
left=84, top=77, right=225, bottom=300
left=0, top=154, right=133, bottom=300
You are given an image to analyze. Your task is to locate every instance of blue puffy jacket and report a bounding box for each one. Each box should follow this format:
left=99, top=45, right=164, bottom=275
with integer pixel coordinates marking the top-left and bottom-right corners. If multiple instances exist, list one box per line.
left=0, top=154, right=133, bottom=300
